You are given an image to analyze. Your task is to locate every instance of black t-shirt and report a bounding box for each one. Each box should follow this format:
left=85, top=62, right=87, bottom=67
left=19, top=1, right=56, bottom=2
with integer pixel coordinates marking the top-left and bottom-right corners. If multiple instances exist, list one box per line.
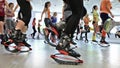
left=17, top=0, right=31, bottom=11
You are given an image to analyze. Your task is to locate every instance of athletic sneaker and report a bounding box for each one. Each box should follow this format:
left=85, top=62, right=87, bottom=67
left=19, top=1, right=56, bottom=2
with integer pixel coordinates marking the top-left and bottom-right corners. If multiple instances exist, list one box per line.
left=70, top=40, right=77, bottom=45
left=92, top=40, right=98, bottom=42
left=100, top=41, right=109, bottom=44
left=76, top=37, right=78, bottom=40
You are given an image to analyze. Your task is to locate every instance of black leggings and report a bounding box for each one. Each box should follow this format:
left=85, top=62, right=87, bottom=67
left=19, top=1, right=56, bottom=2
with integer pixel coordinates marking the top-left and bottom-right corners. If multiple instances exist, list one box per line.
left=32, top=26, right=37, bottom=37
left=18, top=10, right=31, bottom=27
left=17, top=0, right=32, bottom=27
left=64, top=0, right=86, bottom=37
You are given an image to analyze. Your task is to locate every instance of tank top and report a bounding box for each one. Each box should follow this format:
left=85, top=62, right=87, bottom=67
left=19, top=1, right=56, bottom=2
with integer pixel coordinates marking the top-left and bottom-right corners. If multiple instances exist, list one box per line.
left=100, top=0, right=112, bottom=14
left=93, top=10, right=99, bottom=22
left=32, top=19, right=36, bottom=26
left=6, top=8, right=14, bottom=18
left=45, top=9, right=51, bottom=19
left=0, top=0, right=5, bottom=16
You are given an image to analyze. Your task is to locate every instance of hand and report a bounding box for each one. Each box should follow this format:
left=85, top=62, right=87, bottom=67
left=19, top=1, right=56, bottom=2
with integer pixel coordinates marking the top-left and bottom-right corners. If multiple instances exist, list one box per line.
left=110, top=13, right=114, bottom=18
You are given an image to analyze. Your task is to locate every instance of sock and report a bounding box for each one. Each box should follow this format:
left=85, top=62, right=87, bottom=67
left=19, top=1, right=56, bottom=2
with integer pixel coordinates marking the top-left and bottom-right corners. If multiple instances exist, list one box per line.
left=92, top=35, right=96, bottom=41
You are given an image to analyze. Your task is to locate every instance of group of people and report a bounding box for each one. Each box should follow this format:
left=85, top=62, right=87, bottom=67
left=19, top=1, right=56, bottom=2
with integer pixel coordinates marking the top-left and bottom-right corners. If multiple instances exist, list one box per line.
left=75, top=0, right=117, bottom=44
left=0, top=0, right=32, bottom=51
left=30, top=12, right=57, bottom=39
left=0, top=0, right=120, bottom=53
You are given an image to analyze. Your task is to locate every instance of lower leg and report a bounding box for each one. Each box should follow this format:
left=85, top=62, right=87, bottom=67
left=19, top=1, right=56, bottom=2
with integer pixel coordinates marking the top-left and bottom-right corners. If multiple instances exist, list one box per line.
left=80, top=32, right=83, bottom=40
left=100, top=29, right=108, bottom=44
left=14, top=20, right=31, bottom=49
left=92, top=32, right=96, bottom=41
left=0, top=21, right=4, bottom=34
left=85, top=32, right=88, bottom=41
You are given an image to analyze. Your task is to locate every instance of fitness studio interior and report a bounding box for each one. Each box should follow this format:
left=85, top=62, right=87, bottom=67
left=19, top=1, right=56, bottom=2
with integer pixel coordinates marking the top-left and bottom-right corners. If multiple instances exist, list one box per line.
left=0, top=0, right=120, bottom=68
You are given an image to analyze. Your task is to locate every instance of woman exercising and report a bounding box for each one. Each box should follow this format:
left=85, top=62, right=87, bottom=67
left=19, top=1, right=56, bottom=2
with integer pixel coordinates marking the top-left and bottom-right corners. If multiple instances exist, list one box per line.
left=92, top=5, right=100, bottom=42
left=40, top=1, right=52, bottom=27
left=100, top=0, right=114, bottom=44
left=0, top=0, right=9, bottom=44
left=13, top=0, right=32, bottom=50
left=56, top=0, right=87, bottom=50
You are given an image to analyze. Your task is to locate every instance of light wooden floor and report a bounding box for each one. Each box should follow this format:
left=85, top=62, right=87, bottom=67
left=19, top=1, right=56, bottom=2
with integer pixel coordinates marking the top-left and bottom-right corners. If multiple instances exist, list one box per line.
left=0, top=36, right=120, bottom=68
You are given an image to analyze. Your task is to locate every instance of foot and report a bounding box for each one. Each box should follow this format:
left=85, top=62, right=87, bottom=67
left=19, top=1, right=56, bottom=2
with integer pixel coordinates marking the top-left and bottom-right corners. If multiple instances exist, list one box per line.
left=100, top=41, right=109, bottom=44
left=29, top=47, right=32, bottom=51
left=85, top=39, right=89, bottom=43
left=76, top=37, right=78, bottom=40
left=92, top=40, right=98, bottom=42
left=56, top=35, right=71, bottom=50
left=31, top=34, right=34, bottom=39
left=70, top=40, right=77, bottom=45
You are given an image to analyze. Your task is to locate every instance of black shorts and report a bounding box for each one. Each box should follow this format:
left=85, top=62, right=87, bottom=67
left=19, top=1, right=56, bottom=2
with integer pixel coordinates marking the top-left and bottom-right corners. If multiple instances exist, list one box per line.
left=92, top=21, right=95, bottom=24
left=18, top=10, right=31, bottom=26
left=0, top=16, right=4, bottom=21
left=100, top=13, right=110, bottom=25
left=44, top=18, right=52, bottom=27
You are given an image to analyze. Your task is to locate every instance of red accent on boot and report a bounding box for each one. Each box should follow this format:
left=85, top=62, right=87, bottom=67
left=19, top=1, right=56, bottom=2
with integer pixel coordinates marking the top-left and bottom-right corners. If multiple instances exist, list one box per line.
left=58, top=50, right=69, bottom=55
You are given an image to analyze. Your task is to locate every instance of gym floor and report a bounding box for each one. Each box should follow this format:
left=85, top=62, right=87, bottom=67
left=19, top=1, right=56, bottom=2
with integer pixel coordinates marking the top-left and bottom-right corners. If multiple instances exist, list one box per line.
left=0, top=33, right=120, bottom=68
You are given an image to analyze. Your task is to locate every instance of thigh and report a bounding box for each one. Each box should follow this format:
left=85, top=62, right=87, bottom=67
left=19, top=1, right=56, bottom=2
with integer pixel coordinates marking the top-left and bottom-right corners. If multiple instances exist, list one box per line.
left=22, top=10, right=31, bottom=26
left=44, top=18, right=50, bottom=27
left=68, top=0, right=84, bottom=13
left=100, top=13, right=110, bottom=25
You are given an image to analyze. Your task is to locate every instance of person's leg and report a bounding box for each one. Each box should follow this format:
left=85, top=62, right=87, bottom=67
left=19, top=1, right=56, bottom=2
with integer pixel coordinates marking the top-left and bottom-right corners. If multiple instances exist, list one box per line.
left=0, top=21, right=5, bottom=42
left=0, top=17, right=10, bottom=48
left=18, top=10, right=22, bottom=20
left=31, top=26, right=36, bottom=39
left=92, top=21, right=98, bottom=42
left=57, top=0, right=86, bottom=50
left=15, top=20, right=25, bottom=30
left=100, top=13, right=110, bottom=43
left=44, top=18, right=50, bottom=27
left=84, top=25, right=89, bottom=42
left=64, top=0, right=86, bottom=36
left=7, top=19, right=14, bottom=34
left=0, top=21, right=4, bottom=34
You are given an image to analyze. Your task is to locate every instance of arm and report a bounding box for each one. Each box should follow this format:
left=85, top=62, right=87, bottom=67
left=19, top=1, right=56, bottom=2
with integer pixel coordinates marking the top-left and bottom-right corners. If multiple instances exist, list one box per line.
left=5, top=1, right=9, bottom=9
left=5, top=1, right=14, bottom=17
left=14, top=4, right=19, bottom=12
left=39, top=8, right=46, bottom=22
left=106, top=1, right=114, bottom=18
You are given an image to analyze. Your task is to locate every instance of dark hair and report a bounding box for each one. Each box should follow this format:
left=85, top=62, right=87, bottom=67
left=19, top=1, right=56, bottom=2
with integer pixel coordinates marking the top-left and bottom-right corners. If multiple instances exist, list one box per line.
left=44, top=1, right=50, bottom=8
left=91, top=5, right=97, bottom=13
left=8, top=2, right=14, bottom=7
